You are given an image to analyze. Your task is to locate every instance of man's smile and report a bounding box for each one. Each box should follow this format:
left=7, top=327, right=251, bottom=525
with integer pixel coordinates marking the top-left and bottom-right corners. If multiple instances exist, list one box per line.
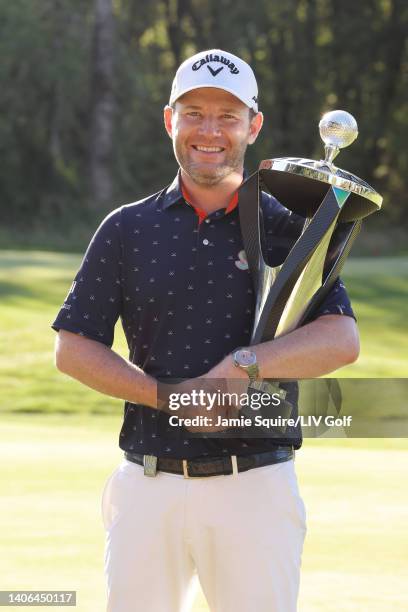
left=191, top=145, right=226, bottom=153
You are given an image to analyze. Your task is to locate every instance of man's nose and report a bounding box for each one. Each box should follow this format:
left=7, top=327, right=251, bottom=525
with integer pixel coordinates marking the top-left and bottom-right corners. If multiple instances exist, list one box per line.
left=198, top=116, right=221, bottom=136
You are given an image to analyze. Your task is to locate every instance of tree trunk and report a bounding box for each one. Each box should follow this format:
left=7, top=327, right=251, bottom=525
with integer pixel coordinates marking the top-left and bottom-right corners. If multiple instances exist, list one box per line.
left=367, top=0, right=407, bottom=179
left=88, top=0, right=115, bottom=209
left=164, top=0, right=188, bottom=67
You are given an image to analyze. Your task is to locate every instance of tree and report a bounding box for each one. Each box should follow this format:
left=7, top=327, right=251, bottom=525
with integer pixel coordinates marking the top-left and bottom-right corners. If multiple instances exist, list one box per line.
left=88, top=0, right=116, bottom=209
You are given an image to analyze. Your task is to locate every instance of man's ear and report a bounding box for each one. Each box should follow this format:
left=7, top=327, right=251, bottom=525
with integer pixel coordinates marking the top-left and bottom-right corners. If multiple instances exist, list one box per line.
left=248, top=112, right=264, bottom=145
left=163, top=105, right=174, bottom=139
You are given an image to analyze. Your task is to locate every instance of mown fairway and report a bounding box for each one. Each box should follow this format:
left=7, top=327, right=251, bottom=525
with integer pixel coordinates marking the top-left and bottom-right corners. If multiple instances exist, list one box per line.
left=0, top=251, right=407, bottom=610
left=0, top=415, right=407, bottom=612
left=0, top=251, right=407, bottom=416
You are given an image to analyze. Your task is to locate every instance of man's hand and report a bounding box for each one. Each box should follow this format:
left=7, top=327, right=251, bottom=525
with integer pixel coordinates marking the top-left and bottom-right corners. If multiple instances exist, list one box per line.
left=158, top=376, right=240, bottom=432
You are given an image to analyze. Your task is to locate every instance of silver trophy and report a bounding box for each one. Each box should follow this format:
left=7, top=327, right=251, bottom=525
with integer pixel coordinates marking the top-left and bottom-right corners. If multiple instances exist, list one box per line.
left=233, top=111, right=383, bottom=436
left=238, top=110, right=382, bottom=344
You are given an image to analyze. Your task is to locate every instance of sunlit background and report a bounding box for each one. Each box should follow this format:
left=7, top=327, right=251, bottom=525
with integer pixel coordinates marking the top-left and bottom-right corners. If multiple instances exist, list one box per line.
left=0, top=1, right=407, bottom=610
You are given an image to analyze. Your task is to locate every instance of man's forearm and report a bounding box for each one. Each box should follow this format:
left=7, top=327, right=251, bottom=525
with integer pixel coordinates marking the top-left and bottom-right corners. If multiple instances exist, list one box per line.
left=255, top=315, right=359, bottom=378
left=55, top=330, right=159, bottom=408
left=207, top=315, right=360, bottom=380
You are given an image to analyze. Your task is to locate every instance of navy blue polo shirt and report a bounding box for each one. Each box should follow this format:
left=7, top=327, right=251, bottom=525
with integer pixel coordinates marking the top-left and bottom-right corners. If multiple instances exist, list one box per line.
left=52, top=171, right=355, bottom=458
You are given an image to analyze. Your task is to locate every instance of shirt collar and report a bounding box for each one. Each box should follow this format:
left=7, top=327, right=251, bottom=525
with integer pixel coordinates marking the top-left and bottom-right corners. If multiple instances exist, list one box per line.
left=161, top=168, right=249, bottom=212
left=161, top=171, right=184, bottom=210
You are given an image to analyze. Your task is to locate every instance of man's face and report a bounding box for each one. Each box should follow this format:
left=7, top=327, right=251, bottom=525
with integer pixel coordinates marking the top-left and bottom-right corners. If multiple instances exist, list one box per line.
left=164, top=88, right=263, bottom=186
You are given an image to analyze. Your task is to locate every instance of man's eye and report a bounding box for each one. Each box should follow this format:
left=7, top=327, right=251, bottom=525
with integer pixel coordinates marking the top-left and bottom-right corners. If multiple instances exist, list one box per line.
left=223, top=114, right=236, bottom=120
left=187, top=112, right=201, bottom=117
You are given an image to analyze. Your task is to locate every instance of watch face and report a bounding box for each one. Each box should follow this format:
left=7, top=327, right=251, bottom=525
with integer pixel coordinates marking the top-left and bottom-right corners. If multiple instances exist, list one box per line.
left=235, top=349, right=257, bottom=367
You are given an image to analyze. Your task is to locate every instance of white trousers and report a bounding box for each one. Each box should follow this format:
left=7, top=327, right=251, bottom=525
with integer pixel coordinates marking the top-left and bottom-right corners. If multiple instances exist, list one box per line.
left=101, top=457, right=306, bottom=612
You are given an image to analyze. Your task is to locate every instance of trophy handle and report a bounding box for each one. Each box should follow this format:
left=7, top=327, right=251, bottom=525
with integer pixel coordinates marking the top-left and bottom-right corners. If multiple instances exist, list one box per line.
left=236, top=171, right=263, bottom=293
left=298, top=219, right=361, bottom=327
left=238, top=172, right=354, bottom=344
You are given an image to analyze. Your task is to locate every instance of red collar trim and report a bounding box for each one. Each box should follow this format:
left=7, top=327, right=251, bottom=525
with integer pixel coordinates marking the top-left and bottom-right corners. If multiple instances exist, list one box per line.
left=181, top=183, right=239, bottom=225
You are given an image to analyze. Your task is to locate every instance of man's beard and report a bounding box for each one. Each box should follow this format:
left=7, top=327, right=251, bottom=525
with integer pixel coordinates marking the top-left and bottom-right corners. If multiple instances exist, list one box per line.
left=174, top=141, right=248, bottom=186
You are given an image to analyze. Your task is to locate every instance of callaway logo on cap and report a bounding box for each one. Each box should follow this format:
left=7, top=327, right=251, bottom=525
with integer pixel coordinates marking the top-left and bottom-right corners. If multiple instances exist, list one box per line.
left=169, top=49, right=259, bottom=112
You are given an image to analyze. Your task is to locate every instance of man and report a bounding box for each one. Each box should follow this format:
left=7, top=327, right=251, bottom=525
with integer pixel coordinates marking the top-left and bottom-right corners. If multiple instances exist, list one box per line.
left=53, top=49, right=359, bottom=612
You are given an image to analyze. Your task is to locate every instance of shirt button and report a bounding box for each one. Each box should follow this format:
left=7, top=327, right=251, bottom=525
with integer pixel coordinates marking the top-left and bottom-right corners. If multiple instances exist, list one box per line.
left=203, top=239, right=209, bottom=245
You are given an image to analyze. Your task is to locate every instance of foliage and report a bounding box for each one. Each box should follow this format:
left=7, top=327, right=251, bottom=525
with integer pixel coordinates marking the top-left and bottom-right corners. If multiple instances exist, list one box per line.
left=1, top=0, right=407, bottom=241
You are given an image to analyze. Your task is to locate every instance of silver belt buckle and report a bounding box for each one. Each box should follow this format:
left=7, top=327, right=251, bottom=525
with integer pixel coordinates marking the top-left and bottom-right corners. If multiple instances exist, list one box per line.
left=143, top=455, right=158, bottom=477
left=182, top=459, right=189, bottom=478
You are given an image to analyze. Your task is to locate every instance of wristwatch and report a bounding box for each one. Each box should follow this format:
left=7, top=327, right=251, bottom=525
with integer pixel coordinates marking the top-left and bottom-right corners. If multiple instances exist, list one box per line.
left=232, top=348, right=259, bottom=383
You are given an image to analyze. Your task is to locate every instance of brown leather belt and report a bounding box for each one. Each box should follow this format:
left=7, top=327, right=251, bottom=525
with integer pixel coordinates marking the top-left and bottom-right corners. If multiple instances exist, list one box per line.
left=124, top=446, right=294, bottom=478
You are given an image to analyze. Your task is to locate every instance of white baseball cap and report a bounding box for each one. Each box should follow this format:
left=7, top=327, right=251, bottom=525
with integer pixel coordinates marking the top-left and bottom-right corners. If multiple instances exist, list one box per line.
left=169, top=49, right=259, bottom=112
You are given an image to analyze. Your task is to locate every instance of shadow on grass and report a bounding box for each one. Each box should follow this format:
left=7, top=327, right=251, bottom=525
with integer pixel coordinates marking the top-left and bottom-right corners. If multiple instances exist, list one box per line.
left=0, top=278, right=69, bottom=307
left=0, top=251, right=81, bottom=270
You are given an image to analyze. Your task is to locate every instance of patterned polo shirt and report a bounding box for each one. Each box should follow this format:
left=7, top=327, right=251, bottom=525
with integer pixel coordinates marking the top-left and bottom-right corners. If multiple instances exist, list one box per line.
left=52, top=171, right=355, bottom=458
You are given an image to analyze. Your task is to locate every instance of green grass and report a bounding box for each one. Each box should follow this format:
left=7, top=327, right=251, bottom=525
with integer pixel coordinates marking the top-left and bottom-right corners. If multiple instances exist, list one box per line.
left=0, top=250, right=407, bottom=416
left=341, top=257, right=408, bottom=377
left=0, top=252, right=407, bottom=610
left=0, top=251, right=127, bottom=415
left=0, top=413, right=406, bottom=611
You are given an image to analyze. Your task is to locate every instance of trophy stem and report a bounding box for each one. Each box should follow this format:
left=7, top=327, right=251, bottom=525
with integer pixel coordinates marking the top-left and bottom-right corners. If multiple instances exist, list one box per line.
left=324, top=143, right=340, bottom=165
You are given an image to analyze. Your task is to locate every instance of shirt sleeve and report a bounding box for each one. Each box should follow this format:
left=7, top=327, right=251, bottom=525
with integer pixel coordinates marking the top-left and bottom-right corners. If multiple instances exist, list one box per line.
left=51, top=208, right=124, bottom=347
left=308, top=277, right=356, bottom=321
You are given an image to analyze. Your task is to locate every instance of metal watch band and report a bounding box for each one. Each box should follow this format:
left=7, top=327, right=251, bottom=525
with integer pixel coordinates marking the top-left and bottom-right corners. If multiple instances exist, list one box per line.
left=245, top=362, right=259, bottom=383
